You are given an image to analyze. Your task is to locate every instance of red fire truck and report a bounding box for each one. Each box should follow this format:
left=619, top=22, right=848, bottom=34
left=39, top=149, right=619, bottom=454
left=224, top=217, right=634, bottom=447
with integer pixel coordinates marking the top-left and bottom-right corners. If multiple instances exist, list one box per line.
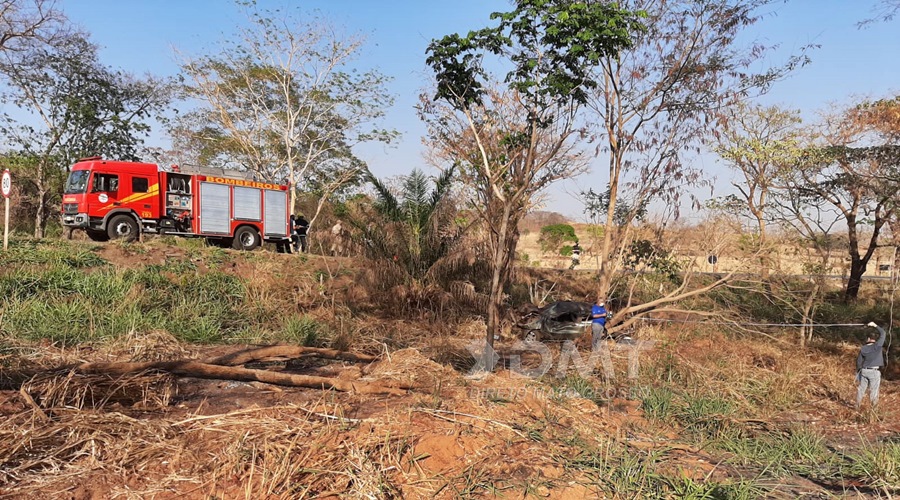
left=61, top=157, right=291, bottom=251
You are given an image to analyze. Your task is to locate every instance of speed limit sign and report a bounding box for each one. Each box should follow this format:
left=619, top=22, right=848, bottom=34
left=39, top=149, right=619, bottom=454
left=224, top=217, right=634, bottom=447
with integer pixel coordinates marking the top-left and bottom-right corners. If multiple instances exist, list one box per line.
left=1, top=170, right=10, bottom=199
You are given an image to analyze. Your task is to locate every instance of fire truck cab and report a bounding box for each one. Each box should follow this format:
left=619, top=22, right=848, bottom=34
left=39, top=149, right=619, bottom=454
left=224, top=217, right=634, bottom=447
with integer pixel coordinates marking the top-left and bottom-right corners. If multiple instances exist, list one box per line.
left=61, top=157, right=291, bottom=251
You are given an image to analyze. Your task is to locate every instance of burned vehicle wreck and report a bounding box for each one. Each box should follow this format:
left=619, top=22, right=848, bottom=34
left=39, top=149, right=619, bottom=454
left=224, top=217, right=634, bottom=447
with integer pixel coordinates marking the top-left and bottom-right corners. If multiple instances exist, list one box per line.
left=516, top=300, right=593, bottom=342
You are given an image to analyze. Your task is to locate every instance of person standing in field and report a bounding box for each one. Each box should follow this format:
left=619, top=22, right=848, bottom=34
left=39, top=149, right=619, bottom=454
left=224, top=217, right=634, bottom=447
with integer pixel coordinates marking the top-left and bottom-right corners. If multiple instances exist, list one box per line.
left=570, top=240, right=581, bottom=270
left=330, top=220, right=345, bottom=256
left=292, top=214, right=309, bottom=253
left=857, top=321, right=886, bottom=408
left=591, top=298, right=608, bottom=349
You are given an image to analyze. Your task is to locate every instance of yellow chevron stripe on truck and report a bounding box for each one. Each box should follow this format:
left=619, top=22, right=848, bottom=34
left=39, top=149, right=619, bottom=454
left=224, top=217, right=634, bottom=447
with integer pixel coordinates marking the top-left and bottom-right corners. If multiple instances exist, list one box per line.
left=100, top=183, right=159, bottom=211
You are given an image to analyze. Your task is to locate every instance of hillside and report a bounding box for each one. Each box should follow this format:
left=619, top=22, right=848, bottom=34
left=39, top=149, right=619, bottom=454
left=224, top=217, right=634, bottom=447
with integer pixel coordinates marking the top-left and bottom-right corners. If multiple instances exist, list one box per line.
left=0, top=237, right=898, bottom=499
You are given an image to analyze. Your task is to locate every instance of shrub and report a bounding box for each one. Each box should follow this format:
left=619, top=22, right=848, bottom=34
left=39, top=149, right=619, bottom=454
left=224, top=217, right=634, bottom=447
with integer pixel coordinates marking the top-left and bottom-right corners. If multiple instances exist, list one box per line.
left=538, top=224, right=576, bottom=254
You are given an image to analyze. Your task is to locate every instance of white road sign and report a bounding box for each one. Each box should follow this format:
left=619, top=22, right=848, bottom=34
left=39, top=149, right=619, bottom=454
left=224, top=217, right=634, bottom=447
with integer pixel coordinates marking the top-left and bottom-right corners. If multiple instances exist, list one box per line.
left=1, top=170, right=10, bottom=198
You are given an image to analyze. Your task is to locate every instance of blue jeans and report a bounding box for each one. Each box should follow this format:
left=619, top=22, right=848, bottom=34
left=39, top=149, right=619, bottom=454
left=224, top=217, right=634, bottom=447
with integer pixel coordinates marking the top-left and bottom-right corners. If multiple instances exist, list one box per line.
left=856, top=368, right=881, bottom=407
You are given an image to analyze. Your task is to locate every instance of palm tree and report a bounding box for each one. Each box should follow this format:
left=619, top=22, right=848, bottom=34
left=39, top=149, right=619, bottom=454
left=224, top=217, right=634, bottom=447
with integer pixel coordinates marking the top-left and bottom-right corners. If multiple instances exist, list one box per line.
left=352, top=167, right=458, bottom=282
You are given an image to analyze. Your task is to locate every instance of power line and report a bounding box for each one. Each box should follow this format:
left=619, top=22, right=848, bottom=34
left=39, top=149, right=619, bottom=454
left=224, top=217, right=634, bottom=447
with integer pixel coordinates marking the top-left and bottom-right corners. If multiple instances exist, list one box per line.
left=636, top=317, right=868, bottom=328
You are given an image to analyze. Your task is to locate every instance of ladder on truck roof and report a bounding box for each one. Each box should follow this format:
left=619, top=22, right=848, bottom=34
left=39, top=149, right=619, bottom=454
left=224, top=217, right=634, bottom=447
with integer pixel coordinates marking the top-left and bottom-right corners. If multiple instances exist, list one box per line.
left=176, top=165, right=257, bottom=181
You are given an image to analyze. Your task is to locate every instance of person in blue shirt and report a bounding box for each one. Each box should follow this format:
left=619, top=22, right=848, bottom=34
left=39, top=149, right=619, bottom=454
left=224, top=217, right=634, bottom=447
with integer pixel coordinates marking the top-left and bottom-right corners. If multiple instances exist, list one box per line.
left=857, top=321, right=886, bottom=408
left=591, top=298, right=608, bottom=349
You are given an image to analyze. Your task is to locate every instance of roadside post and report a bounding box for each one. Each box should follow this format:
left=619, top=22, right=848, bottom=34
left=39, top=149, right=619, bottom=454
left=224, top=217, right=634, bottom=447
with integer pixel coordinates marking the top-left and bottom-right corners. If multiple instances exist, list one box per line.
left=2, top=169, right=11, bottom=251
left=707, top=254, right=718, bottom=273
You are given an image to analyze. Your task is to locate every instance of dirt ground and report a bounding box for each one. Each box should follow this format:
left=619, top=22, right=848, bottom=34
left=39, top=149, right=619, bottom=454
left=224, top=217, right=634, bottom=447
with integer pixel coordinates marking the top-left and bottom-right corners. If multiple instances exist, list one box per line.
left=1, top=239, right=899, bottom=498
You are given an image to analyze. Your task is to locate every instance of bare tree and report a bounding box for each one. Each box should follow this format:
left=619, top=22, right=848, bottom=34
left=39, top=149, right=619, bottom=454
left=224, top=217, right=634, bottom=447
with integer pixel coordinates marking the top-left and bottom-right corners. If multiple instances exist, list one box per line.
left=770, top=181, right=844, bottom=344
left=0, top=0, right=67, bottom=53
left=583, top=0, right=810, bottom=329
left=175, top=1, right=397, bottom=227
left=859, top=0, right=900, bottom=26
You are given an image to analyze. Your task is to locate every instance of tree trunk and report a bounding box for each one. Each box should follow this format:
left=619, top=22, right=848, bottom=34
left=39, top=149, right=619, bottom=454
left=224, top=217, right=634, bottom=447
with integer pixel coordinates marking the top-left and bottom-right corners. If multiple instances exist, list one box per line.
left=845, top=257, right=867, bottom=301
left=889, top=219, right=900, bottom=288
left=73, top=360, right=406, bottom=395
left=597, top=147, right=623, bottom=301
left=33, top=175, right=45, bottom=238
left=757, top=215, right=769, bottom=282
left=204, top=345, right=378, bottom=365
left=484, top=204, right=519, bottom=369
left=4, top=346, right=407, bottom=394
left=800, top=280, right=819, bottom=347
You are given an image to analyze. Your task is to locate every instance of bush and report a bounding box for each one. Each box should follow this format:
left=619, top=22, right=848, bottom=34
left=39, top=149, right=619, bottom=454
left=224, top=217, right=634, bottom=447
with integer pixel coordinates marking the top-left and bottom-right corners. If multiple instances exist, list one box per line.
left=538, top=224, right=576, bottom=254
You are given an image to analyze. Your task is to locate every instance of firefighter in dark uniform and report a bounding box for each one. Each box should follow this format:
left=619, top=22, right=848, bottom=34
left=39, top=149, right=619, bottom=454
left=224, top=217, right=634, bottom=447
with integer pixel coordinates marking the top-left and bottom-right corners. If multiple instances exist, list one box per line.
left=290, top=214, right=309, bottom=253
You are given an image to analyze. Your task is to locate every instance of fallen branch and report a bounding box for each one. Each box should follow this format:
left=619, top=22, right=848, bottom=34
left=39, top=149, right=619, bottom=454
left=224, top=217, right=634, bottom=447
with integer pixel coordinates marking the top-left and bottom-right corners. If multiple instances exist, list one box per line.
left=72, top=360, right=405, bottom=395
left=204, top=345, right=377, bottom=366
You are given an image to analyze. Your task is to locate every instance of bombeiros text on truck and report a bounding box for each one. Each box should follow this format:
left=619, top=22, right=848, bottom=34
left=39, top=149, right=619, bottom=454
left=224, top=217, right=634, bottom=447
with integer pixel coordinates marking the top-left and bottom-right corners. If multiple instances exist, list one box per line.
left=61, top=157, right=293, bottom=251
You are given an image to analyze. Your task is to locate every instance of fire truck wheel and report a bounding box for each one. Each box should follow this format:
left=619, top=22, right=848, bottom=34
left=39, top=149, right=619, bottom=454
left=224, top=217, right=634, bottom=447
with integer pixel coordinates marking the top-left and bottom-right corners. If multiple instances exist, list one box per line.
left=232, top=226, right=260, bottom=251
left=107, top=215, right=139, bottom=242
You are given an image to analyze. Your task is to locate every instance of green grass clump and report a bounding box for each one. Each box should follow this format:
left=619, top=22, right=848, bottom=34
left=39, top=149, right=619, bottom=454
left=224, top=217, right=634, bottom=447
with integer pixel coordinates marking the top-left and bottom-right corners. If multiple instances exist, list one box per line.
left=281, top=316, right=330, bottom=347
left=639, top=386, right=676, bottom=421
left=563, top=442, right=666, bottom=497
left=843, top=438, right=900, bottom=489
left=715, top=427, right=833, bottom=479
left=664, top=473, right=766, bottom=500
left=677, top=393, right=735, bottom=440
left=0, top=239, right=106, bottom=268
left=558, top=373, right=598, bottom=400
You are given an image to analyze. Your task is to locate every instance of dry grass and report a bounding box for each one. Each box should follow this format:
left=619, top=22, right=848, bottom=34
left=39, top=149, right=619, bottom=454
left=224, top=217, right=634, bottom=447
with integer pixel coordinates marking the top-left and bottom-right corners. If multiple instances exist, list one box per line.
left=22, top=371, right=176, bottom=411
left=2, top=239, right=898, bottom=497
left=1, top=324, right=896, bottom=498
left=0, top=402, right=415, bottom=498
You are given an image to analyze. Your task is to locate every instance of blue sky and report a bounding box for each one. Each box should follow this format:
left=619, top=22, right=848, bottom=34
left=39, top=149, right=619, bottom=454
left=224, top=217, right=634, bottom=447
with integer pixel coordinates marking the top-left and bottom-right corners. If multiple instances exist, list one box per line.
left=62, top=0, right=900, bottom=219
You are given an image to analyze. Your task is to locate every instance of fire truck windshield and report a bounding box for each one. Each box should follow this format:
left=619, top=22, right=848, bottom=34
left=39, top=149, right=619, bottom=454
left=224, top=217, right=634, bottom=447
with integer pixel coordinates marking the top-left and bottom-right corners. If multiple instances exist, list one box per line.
left=64, top=170, right=90, bottom=194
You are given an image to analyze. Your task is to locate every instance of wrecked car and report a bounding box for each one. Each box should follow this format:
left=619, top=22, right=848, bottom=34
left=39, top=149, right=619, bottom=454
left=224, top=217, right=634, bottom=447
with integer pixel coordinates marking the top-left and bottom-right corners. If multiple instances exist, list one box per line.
left=516, top=300, right=593, bottom=342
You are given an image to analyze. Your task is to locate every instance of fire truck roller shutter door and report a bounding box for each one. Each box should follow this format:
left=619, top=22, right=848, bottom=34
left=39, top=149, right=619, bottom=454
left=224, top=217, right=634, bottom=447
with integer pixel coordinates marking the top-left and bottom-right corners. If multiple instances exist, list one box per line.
left=233, top=187, right=261, bottom=221
left=199, top=182, right=230, bottom=234
left=263, top=189, right=288, bottom=236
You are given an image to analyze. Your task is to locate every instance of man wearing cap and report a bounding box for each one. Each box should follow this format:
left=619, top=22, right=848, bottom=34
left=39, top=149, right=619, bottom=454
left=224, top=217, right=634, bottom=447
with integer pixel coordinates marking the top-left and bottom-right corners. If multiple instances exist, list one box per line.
left=591, top=298, right=608, bottom=349
left=856, top=321, right=886, bottom=408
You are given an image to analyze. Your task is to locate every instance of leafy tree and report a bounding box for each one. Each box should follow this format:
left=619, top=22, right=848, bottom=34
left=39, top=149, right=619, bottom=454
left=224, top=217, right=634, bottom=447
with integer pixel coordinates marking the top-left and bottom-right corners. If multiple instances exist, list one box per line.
left=582, top=186, right=648, bottom=227
left=423, top=0, right=643, bottom=355
left=780, top=144, right=899, bottom=301
left=715, top=103, right=803, bottom=280
left=847, top=97, right=900, bottom=284
left=581, top=0, right=810, bottom=332
left=538, top=224, right=576, bottom=254
left=175, top=1, right=397, bottom=230
left=623, top=239, right=681, bottom=282
left=0, top=32, right=172, bottom=237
